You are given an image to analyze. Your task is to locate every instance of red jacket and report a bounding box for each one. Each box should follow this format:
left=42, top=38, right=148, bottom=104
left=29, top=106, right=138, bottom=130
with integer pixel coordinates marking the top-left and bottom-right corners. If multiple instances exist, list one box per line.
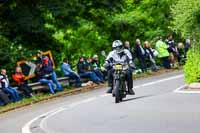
left=12, top=72, right=25, bottom=86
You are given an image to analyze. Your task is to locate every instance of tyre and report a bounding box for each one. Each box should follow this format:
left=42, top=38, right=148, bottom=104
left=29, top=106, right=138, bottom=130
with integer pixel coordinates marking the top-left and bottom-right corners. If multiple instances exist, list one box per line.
left=115, top=80, right=121, bottom=103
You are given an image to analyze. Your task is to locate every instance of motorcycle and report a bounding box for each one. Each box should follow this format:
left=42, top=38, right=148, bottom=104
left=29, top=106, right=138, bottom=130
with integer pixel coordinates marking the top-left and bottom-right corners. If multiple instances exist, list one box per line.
left=112, top=62, right=129, bottom=103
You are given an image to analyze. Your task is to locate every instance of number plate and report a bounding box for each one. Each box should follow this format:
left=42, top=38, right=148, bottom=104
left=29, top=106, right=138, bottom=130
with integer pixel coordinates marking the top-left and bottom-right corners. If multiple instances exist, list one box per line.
left=114, top=64, right=122, bottom=70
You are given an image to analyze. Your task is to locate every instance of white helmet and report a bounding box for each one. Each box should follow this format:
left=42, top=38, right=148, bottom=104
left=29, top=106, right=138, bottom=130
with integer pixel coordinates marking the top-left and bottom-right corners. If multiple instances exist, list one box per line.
left=112, top=40, right=123, bottom=48
left=112, top=40, right=124, bottom=53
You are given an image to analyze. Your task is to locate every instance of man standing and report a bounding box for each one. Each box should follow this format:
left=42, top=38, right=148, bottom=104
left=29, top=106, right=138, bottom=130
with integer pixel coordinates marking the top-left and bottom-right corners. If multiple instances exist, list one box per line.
left=133, top=39, right=147, bottom=72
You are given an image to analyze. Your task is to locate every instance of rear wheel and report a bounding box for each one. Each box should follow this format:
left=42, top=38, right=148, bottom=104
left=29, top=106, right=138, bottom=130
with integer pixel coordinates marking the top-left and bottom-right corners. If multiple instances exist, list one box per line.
left=115, top=80, right=121, bottom=103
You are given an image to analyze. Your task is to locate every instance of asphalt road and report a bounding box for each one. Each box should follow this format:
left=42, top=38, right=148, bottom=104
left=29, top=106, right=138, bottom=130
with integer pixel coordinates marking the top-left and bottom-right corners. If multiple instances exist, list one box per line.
left=1, top=71, right=200, bottom=133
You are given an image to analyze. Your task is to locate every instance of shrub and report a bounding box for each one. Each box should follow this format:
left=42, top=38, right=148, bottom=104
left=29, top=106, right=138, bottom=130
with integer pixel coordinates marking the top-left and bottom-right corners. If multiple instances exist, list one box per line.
left=184, top=45, right=200, bottom=83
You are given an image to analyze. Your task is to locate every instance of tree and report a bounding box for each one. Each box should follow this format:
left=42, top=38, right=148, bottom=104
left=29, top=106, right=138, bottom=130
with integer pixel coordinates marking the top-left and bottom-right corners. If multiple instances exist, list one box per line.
left=171, top=0, right=200, bottom=83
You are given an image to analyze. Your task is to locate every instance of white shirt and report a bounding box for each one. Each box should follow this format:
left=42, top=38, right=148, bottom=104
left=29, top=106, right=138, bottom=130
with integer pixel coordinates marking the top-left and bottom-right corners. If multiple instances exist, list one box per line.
left=105, top=49, right=133, bottom=65
left=0, top=75, right=9, bottom=88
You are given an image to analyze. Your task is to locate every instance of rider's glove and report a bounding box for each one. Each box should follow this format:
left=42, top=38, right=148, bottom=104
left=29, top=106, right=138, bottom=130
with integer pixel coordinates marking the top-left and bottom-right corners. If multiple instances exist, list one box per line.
left=129, top=63, right=136, bottom=69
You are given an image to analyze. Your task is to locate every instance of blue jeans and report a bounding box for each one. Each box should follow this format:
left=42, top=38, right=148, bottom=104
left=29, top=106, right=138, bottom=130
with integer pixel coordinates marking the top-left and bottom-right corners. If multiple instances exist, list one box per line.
left=93, top=69, right=104, bottom=81
left=67, top=72, right=81, bottom=84
left=51, top=71, right=63, bottom=91
left=39, top=79, right=55, bottom=94
left=79, top=71, right=101, bottom=82
left=3, top=87, right=20, bottom=102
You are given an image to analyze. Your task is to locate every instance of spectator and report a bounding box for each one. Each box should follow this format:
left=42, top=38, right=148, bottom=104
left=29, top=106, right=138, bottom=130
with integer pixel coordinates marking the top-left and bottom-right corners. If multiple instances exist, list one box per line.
left=77, top=56, right=102, bottom=84
left=143, top=41, right=159, bottom=71
left=61, top=58, right=82, bottom=87
left=35, top=63, right=56, bottom=94
left=133, top=38, right=147, bottom=72
left=177, top=42, right=186, bottom=64
left=165, top=34, right=176, bottom=50
left=155, top=37, right=171, bottom=69
left=165, top=34, right=178, bottom=67
left=185, top=39, right=191, bottom=54
left=12, top=66, right=33, bottom=98
left=124, top=41, right=133, bottom=54
left=0, top=69, right=20, bottom=102
left=39, top=55, right=63, bottom=91
left=90, top=55, right=105, bottom=81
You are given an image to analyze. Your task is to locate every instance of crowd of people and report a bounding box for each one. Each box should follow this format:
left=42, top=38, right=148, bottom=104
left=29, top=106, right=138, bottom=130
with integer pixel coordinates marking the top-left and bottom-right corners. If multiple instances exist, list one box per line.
left=0, top=34, right=192, bottom=106
left=126, top=35, right=191, bottom=72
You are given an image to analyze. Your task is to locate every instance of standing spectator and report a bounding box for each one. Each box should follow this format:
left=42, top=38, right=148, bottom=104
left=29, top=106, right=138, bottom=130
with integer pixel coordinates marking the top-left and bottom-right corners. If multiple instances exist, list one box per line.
left=61, top=58, right=82, bottom=87
left=156, top=37, right=171, bottom=69
left=143, top=41, right=159, bottom=71
left=165, top=34, right=176, bottom=50
left=0, top=69, right=20, bottom=102
left=177, top=42, right=186, bottom=64
left=77, top=56, right=102, bottom=84
left=133, top=38, right=147, bottom=72
left=165, top=34, right=178, bottom=67
left=39, top=54, right=63, bottom=91
left=185, top=39, right=192, bottom=54
left=35, top=63, right=56, bottom=94
left=124, top=41, right=132, bottom=53
left=12, top=66, right=33, bottom=97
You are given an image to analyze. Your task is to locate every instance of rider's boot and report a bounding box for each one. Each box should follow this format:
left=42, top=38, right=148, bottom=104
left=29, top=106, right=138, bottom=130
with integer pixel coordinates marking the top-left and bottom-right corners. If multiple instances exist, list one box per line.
left=128, top=88, right=135, bottom=95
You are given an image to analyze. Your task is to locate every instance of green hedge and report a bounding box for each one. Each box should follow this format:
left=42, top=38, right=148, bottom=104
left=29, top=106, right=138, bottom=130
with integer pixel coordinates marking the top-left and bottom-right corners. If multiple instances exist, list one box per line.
left=184, top=46, right=200, bottom=84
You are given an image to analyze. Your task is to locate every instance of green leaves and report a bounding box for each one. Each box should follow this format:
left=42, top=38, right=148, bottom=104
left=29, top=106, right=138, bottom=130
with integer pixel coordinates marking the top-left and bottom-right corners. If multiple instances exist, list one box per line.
left=0, top=0, right=180, bottom=74
left=171, top=0, right=200, bottom=38
left=171, top=0, right=200, bottom=83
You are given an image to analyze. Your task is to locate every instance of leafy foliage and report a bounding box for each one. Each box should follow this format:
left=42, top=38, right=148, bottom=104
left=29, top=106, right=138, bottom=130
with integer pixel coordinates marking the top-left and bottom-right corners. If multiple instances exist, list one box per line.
left=171, top=0, right=200, bottom=83
left=0, top=0, right=177, bottom=74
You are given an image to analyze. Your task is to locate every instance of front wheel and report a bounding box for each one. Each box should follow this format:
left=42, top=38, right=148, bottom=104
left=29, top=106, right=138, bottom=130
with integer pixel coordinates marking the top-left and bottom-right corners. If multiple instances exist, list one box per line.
left=115, top=80, right=121, bottom=103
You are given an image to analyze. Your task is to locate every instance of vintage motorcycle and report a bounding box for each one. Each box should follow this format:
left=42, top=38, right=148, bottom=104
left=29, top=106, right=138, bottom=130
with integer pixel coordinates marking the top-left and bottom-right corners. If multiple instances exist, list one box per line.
left=112, top=62, right=129, bottom=103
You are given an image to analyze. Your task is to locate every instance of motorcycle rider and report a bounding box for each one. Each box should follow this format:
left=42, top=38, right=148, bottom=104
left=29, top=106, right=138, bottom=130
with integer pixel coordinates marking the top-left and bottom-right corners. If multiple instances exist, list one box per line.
left=104, top=40, right=135, bottom=95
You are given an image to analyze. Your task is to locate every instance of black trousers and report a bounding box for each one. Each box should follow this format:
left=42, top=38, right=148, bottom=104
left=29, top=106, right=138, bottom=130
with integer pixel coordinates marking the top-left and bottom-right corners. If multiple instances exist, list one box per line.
left=19, top=83, right=33, bottom=97
left=107, top=69, right=133, bottom=90
left=138, top=57, right=147, bottom=72
left=161, top=57, right=171, bottom=69
left=0, top=90, right=10, bottom=105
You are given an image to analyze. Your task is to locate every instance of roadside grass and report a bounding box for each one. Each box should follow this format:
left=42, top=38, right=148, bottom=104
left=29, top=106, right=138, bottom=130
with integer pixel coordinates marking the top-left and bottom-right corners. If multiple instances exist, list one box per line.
left=0, top=67, right=182, bottom=114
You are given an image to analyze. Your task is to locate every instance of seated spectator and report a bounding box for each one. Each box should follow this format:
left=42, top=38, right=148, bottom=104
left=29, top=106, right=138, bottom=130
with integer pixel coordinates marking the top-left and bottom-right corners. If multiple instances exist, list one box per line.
left=35, top=63, right=56, bottom=94
left=37, top=52, right=63, bottom=91
left=77, top=56, right=102, bottom=84
left=133, top=39, right=147, bottom=72
left=0, top=69, right=20, bottom=102
left=90, top=55, right=105, bottom=82
left=12, top=66, right=33, bottom=98
left=61, top=58, right=82, bottom=87
left=177, top=42, right=186, bottom=64
left=143, top=41, right=159, bottom=71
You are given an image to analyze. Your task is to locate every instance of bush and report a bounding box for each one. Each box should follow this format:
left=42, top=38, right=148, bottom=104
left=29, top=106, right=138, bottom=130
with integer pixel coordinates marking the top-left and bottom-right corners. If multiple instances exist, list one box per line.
left=184, top=46, right=200, bottom=84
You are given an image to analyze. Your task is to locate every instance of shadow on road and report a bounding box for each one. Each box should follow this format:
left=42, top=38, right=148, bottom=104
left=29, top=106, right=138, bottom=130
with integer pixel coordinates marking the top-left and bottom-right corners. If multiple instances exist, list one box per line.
left=122, top=95, right=154, bottom=102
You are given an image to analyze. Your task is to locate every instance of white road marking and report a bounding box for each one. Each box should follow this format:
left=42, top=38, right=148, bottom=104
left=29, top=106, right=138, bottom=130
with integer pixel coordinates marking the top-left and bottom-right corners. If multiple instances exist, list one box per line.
left=22, top=108, right=63, bottom=133
left=134, top=74, right=184, bottom=89
left=174, top=85, right=200, bottom=94
left=22, top=74, right=184, bottom=133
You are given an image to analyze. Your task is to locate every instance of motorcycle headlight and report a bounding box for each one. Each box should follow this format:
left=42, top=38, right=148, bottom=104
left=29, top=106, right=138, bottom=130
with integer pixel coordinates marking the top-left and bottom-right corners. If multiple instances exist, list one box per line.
left=114, top=64, right=122, bottom=70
